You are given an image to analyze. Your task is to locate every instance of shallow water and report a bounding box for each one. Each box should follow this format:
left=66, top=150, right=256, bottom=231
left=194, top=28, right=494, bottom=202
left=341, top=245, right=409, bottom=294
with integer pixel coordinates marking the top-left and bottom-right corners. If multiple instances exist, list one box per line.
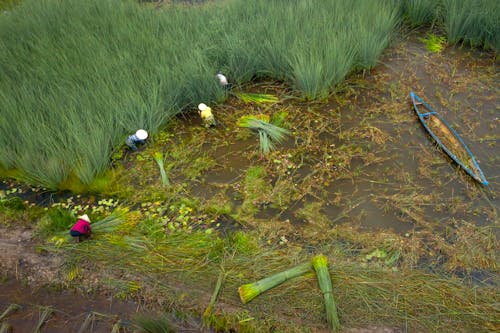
left=0, top=278, right=139, bottom=332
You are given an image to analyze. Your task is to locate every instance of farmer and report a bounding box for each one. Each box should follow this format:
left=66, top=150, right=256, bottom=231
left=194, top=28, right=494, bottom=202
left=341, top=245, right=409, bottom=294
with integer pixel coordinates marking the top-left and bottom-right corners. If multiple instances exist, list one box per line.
left=216, top=73, right=228, bottom=87
left=125, top=129, right=148, bottom=151
left=198, top=103, right=217, bottom=128
left=70, top=214, right=92, bottom=243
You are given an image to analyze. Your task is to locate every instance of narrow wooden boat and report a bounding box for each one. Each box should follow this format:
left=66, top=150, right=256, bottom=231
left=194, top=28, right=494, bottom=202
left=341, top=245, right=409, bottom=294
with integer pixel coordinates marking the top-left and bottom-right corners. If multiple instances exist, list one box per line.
left=410, top=91, right=488, bottom=185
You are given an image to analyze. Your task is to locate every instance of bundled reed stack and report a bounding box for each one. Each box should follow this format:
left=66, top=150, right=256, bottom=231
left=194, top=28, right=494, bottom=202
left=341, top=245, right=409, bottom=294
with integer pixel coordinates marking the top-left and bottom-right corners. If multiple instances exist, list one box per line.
left=238, top=261, right=312, bottom=304
left=312, top=254, right=340, bottom=332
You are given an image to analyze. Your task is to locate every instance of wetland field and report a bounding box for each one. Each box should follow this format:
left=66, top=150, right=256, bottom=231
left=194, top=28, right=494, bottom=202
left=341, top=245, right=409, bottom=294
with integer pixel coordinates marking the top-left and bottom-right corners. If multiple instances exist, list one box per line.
left=0, top=0, right=499, bottom=332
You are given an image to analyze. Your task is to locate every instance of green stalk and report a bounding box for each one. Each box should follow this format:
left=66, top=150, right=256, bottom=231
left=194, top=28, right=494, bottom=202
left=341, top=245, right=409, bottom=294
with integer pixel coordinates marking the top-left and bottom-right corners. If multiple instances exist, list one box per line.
left=238, top=261, right=312, bottom=304
left=77, top=312, right=95, bottom=333
left=0, top=304, right=21, bottom=321
left=153, top=152, right=170, bottom=186
left=203, top=269, right=226, bottom=326
left=312, top=255, right=340, bottom=332
left=32, top=306, right=53, bottom=333
left=0, top=323, right=12, bottom=333
left=110, top=320, right=122, bottom=333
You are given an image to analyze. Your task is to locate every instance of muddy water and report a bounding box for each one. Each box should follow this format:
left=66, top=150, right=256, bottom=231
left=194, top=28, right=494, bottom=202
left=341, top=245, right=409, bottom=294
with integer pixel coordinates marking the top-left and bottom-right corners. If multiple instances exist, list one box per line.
left=191, top=36, right=499, bottom=234
left=0, top=278, right=140, bottom=332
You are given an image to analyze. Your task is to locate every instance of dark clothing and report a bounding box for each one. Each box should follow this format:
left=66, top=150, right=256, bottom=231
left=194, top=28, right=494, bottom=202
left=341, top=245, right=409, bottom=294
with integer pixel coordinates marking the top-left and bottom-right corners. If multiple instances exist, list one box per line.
left=70, top=230, right=84, bottom=237
left=126, top=134, right=145, bottom=151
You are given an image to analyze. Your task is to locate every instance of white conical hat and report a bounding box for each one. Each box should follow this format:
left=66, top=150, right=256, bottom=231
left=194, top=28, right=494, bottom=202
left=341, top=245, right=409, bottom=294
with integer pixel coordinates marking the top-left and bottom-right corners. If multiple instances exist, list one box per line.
left=198, top=103, right=208, bottom=111
left=216, top=73, right=228, bottom=86
left=135, top=129, right=148, bottom=140
left=78, top=214, right=91, bottom=223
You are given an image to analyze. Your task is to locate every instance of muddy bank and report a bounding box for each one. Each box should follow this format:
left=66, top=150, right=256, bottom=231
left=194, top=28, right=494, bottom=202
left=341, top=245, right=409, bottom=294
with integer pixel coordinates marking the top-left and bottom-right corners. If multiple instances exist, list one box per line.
left=0, top=278, right=139, bottom=333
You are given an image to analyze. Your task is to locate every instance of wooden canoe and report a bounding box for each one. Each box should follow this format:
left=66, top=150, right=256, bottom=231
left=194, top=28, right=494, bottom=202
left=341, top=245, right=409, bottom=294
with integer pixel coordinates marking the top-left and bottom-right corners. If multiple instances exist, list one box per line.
left=410, top=91, right=488, bottom=185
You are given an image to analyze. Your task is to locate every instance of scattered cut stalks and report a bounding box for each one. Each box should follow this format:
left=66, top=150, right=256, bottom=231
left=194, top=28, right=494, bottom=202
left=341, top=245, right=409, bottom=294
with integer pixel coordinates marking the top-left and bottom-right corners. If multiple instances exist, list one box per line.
left=234, top=92, right=279, bottom=104
left=0, top=304, right=21, bottom=321
left=0, top=323, right=12, bottom=333
left=33, top=306, right=53, bottom=333
left=312, top=254, right=341, bottom=333
left=78, top=312, right=95, bottom=333
left=238, top=261, right=312, bottom=304
left=153, top=152, right=170, bottom=186
left=111, top=320, right=123, bottom=333
left=133, top=315, right=175, bottom=333
left=203, top=268, right=226, bottom=325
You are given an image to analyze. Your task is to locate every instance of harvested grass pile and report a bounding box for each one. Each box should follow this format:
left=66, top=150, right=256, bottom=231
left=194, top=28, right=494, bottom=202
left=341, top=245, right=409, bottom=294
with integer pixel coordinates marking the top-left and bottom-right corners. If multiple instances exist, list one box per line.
left=50, top=222, right=499, bottom=332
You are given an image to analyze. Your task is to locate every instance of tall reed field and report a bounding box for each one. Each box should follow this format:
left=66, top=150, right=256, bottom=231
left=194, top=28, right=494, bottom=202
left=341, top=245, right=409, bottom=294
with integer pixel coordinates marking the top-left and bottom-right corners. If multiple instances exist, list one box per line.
left=0, top=0, right=224, bottom=188
left=404, top=0, right=499, bottom=51
left=1, top=0, right=497, bottom=189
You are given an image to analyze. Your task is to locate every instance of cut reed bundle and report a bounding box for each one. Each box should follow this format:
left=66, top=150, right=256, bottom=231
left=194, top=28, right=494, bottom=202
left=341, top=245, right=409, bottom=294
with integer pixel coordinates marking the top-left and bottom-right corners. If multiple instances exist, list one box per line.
left=234, top=92, right=279, bottom=104
left=238, top=261, right=312, bottom=304
left=237, top=115, right=290, bottom=155
left=312, top=254, right=340, bottom=333
left=91, top=214, right=124, bottom=233
left=153, top=152, right=170, bottom=186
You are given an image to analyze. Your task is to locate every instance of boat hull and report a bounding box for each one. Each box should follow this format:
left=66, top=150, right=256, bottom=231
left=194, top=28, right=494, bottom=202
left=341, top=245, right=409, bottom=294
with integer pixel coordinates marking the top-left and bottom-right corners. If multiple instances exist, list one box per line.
left=410, top=92, right=488, bottom=185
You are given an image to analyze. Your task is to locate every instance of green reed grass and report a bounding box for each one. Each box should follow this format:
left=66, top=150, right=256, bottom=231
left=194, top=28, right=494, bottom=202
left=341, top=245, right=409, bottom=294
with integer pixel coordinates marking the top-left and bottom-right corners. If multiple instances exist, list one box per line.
left=443, top=0, right=500, bottom=51
left=0, top=0, right=223, bottom=188
left=404, top=0, right=499, bottom=51
left=404, top=0, right=440, bottom=26
left=2, top=0, right=497, bottom=189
